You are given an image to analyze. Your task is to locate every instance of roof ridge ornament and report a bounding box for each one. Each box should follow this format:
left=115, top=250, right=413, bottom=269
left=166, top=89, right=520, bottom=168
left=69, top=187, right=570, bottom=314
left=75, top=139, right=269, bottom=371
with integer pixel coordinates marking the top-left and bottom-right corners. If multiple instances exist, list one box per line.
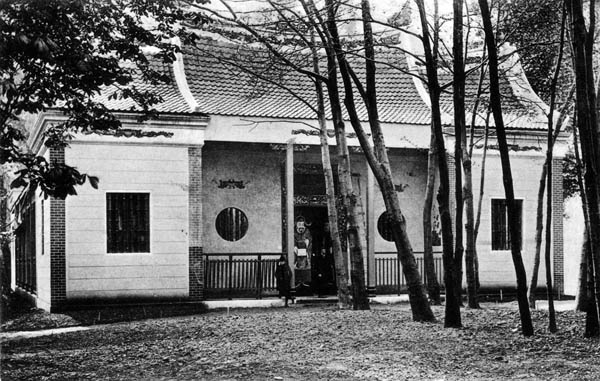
left=171, top=37, right=200, bottom=113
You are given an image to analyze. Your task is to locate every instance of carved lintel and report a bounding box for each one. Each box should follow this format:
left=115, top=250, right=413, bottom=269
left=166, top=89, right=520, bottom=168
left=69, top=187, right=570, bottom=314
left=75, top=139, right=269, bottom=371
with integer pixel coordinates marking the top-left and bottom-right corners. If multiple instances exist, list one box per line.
left=86, top=128, right=174, bottom=138
left=217, top=179, right=247, bottom=189
left=270, top=144, right=287, bottom=151
left=291, top=129, right=369, bottom=139
left=292, top=129, right=334, bottom=137
left=294, top=163, right=323, bottom=174
left=474, top=143, right=542, bottom=152
left=293, top=145, right=310, bottom=152
left=294, top=194, right=327, bottom=206
left=269, top=143, right=311, bottom=152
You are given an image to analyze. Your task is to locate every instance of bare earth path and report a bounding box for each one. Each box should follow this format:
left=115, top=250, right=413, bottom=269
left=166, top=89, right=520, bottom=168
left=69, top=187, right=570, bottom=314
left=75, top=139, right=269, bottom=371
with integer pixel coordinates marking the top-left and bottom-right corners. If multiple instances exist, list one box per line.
left=2, top=303, right=600, bottom=380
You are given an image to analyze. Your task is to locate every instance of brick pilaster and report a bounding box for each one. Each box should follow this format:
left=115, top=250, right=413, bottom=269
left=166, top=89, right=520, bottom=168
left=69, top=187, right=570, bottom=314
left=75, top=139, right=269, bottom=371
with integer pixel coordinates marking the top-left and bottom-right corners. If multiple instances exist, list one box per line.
left=49, top=147, right=66, bottom=309
left=552, top=158, right=564, bottom=294
left=188, top=146, right=204, bottom=300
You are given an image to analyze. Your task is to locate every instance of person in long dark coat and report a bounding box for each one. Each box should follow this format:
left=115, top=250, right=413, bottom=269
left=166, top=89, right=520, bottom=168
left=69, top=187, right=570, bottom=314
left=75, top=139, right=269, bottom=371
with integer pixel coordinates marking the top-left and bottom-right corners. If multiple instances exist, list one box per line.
left=275, top=255, right=293, bottom=307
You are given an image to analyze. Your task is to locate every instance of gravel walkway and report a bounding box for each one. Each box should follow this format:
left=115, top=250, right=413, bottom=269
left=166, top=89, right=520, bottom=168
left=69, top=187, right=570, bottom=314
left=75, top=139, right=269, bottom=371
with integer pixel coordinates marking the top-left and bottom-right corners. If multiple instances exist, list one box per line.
left=2, top=303, right=600, bottom=380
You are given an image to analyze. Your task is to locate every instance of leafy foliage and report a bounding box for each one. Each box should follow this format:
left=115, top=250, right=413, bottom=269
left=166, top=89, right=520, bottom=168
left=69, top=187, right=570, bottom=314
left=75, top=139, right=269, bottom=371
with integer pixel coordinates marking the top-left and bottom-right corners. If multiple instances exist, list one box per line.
left=497, top=0, right=573, bottom=104
left=563, top=149, right=580, bottom=199
left=0, top=0, right=207, bottom=199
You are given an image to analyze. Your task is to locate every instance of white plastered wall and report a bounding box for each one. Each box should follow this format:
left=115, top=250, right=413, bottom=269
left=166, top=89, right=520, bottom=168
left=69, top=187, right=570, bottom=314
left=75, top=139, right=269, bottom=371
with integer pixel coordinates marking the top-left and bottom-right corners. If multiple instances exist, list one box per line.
left=471, top=149, right=549, bottom=288
left=64, top=143, right=190, bottom=299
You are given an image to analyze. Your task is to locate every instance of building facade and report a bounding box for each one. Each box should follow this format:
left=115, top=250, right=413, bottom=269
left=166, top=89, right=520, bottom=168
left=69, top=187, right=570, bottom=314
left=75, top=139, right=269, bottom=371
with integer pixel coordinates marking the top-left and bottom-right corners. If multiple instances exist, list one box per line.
left=8, top=38, right=568, bottom=311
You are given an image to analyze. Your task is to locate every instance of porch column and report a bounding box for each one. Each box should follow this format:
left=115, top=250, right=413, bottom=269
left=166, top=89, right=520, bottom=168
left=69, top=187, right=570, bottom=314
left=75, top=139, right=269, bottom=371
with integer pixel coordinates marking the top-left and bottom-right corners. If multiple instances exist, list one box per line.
left=286, top=140, right=295, bottom=290
left=188, top=145, right=204, bottom=300
left=49, top=147, right=66, bottom=311
left=366, top=166, right=377, bottom=295
left=552, top=158, right=564, bottom=295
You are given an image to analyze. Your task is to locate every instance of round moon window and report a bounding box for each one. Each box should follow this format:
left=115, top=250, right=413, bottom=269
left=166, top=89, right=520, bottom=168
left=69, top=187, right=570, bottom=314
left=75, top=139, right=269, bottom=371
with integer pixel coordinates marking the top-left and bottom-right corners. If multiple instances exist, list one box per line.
left=377, top=212, right=395, bottom=242
left=215, top=207, right=248, bottom=242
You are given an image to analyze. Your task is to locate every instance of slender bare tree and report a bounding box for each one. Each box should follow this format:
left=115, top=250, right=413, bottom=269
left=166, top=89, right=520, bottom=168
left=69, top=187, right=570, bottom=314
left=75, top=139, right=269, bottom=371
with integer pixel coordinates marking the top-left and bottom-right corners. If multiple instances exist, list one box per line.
left=415, top=0, right=461, bottom=327
left=478, top=0, right=534, bottom=336
left=565, top=0, right=600, bottom=337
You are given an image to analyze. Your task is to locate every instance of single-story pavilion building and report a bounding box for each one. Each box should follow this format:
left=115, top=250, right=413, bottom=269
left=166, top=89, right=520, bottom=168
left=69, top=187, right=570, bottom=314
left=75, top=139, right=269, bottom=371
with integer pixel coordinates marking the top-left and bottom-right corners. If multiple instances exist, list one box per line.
left=7, top=35, right=568, bottom=311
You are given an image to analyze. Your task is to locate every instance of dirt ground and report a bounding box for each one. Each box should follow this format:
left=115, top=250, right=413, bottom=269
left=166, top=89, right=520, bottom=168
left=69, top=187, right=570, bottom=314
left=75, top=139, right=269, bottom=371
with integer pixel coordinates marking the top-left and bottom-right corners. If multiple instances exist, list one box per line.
left=2, top=303, right=600, bottom=380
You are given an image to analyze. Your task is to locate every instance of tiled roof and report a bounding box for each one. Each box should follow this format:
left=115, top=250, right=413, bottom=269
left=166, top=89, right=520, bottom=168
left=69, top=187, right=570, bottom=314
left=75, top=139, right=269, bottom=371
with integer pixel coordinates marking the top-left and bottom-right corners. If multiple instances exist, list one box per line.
left=182, top=38, right=547, bottom=130
left=95, top=37, right=547, bottom=130
left=183, top=40, right=433, bottom=125
left=437, top=66, right=546, bottom=130
left=95, top=59, right=195, bottom=114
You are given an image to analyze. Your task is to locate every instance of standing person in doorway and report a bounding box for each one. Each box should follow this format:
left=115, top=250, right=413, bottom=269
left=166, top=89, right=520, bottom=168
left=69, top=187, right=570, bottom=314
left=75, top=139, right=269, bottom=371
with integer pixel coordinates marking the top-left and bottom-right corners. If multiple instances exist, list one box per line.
left=312, top=222, right=333, bottom=297
left=294, top=216, right=312, bottom=291
left=294, top=217, right=312, bottom=270
left=275, top=255, right=293, bottom=307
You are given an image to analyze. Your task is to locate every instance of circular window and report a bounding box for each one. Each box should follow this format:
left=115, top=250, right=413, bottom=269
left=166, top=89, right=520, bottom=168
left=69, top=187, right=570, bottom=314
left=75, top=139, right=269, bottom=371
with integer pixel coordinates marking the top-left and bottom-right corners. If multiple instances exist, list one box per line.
left=215, top=207, right=248, bottom=242
left=377, top=212, right=395, bottom=242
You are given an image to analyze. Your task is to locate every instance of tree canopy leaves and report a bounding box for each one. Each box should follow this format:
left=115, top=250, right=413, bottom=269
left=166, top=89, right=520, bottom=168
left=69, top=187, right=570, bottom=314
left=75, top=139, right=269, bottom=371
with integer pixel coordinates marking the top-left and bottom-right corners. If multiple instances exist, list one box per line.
left=0, top=0, right=206, bottom=198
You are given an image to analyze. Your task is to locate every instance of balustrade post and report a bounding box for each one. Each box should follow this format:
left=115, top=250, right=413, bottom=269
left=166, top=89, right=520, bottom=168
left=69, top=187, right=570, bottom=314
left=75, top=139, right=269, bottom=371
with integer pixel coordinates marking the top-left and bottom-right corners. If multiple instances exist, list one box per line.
left=203, top=254, right=208, bottom=299
left=397, top=257, right=401, bottom=295
left=228, top=254, right=233, bottom=300
left=257, top=255, right=262, bottom=299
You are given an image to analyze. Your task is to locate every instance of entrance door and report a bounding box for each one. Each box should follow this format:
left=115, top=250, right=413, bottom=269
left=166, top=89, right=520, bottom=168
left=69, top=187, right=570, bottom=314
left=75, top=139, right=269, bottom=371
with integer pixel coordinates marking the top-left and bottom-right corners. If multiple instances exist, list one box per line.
left=294, top=206, right=337, bottom=296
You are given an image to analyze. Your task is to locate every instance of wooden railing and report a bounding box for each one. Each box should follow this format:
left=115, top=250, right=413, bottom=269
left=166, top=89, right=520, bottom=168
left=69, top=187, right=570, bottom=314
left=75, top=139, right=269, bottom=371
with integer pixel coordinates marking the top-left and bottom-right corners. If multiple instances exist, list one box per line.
left=203, top=254, right=281, bottom=300
left=202, top=252, right=444, bottom=299
left=375, top=252, right=444, bottom=294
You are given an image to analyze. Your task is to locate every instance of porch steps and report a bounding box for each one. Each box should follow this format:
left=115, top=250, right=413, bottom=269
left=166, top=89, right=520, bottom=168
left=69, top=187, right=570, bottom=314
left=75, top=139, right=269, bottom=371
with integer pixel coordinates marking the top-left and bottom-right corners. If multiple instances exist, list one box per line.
left=202, top=295, right=411, bottom=310
left=294, top=296, right=339, bottom=305
left=294, top=295, right=411, bottom=306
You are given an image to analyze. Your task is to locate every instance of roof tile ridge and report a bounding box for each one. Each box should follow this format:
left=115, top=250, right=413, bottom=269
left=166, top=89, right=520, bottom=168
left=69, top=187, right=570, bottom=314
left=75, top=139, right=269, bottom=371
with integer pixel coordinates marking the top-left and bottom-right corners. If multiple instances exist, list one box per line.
left=399, top=29, right=453, bottom=126
left=171, top=36, right=200, bottom=112
left=499, top=44, right=556, bottom=125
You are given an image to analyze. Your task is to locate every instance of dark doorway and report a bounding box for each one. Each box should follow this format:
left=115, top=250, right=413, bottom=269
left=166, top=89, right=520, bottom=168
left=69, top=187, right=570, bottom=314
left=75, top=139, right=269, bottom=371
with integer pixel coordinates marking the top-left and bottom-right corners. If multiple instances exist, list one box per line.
left=294, top=206, right=337, bottom=296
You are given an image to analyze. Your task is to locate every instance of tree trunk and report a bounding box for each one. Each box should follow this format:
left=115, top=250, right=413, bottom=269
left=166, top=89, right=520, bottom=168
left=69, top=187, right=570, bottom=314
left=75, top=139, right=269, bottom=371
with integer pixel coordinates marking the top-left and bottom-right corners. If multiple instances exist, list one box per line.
left=541, top=8, right=566, bottom=331
left=528, top=91, right=572, bottom=309
left=479, top=0, right=534, bottom=336
left=585, top=236, right=600, bottom=337
left=452, top=0, right=465, bottom=309
left=329, top=70, right=370, bottom=311
left=528, top=164, right=547, bottom=309
left=473, top=113, right=491, bottom=280
left=324, top=0, right=434, bottom=321
left=424, top=132, right=442, bottom=305
left=471, top=109, right=492, bottom=303
left=573, top=114, right=591, bottom=313
left=315, top=2, right=369, bottom=310
left=318, top=110, right=352, bottom=308
left=466, top=47, right=488, bottom=309
left=566, top=0, right=600, bottom=337
left=545, top=141, right=557, bottom=333
left=310, top=31, right=352, bottom=308
left=572, top=111, right=597, bottom=317
left=343, top=148, right=371, bottom=310
left=529, top=111, right=570, bottom=309
left=462, top=117, right=478, bottom=309
left=416, top=0, right=461, bottom=328
left=576, top=229, right=590, bottom=311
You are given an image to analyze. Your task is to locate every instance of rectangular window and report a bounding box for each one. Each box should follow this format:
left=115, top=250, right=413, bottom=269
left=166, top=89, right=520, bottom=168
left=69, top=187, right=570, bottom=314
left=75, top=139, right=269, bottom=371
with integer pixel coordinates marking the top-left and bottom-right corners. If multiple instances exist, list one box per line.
left=491, top=198, right=523, bottom=251
left=15, top=202, right=36, bottom=293
left=106, top=193, right=150, bottom=253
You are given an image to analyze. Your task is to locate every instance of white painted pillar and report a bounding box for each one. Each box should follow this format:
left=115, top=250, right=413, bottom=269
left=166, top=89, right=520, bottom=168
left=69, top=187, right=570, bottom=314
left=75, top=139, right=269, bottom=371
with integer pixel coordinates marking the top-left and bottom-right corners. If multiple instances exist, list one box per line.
left=286, top=141, right=295, bottom=289
left=367, top=166, right=377, bottom=295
